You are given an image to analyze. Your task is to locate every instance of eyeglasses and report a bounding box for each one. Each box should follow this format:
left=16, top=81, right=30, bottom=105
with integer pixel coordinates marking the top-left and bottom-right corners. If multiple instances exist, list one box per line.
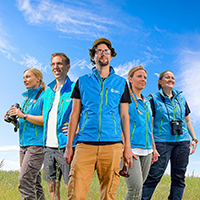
left=95, top=49, right=111, bottom=55
left=50, top=62, right=63, bottom=68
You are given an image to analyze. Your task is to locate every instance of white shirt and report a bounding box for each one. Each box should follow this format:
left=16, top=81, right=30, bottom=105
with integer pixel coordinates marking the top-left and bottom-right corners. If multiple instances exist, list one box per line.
left=46, top=85, right=62, bottom=147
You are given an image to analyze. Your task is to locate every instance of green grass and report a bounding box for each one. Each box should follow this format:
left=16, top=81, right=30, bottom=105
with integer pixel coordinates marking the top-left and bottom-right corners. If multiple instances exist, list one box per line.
left=0, top=170, right=199, bottom=199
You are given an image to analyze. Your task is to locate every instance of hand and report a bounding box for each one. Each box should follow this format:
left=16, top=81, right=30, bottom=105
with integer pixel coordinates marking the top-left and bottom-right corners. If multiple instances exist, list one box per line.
left=123, top=146, right=137, bottom=168
left=151, top=148, right=160, bottom=165
left=9, top=107, right=23, bottom=118
left=189, top=140, right=197, bottom=155
left=62, top=123, right=69, bottom=135
left=64, top=146, right=73, bottom=165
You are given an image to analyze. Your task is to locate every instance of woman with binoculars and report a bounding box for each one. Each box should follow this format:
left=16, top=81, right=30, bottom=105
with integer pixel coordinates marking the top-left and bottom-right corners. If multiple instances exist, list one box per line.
left=5, top=68, right=45, bottom=200
left=120, top=65, right=158, bottom=200
left=142, top=70, right=197, bottom=200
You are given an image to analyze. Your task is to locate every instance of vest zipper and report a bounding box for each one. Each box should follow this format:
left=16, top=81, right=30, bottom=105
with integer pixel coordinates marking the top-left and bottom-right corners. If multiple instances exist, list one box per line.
left=105, top=88, right=108, bottom=106
left=34, top=124, right=38, bottom=136
left=144, top=104, right=148, bottom=148
left=159, top=117, right=163, bottom=134
left=81, top=112, right=88, bottom=134
left=61, top=99, right=64, bottom=115
left=131, top=121, right=136, bottom=139
left=111, top=113, right=117, bottom=134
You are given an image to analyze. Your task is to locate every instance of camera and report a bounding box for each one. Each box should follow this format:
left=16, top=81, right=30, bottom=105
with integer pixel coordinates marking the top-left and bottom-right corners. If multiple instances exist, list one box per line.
left=170, top=120, right=183, bottom=135
left=4, top=103, right=21, bottom=132
left=119, top=163, right=129, bottom=178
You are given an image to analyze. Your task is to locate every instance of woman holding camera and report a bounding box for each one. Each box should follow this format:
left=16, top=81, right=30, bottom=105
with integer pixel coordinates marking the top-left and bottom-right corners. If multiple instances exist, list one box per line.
left=6, top=68, right=45, bottom=200
left=142, top=70, right=197, bottom=200
left=121, top=65, right=158, bottom=200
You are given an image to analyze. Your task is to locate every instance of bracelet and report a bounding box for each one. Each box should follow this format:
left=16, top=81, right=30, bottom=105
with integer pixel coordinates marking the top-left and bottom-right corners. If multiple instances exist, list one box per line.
left=192, top=138, right=198, bottom=144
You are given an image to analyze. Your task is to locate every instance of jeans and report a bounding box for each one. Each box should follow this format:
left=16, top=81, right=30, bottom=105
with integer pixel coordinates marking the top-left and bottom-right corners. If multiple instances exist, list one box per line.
left=121, top=154, right=152, bottom=200
left=142, top=141, right=190, bottom=200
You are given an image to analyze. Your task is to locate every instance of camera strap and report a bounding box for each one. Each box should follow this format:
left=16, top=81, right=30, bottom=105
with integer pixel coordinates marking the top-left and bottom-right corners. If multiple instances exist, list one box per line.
left=22, top=88, right=43, bottom=113
left=159, top=94, right=183, bottom=121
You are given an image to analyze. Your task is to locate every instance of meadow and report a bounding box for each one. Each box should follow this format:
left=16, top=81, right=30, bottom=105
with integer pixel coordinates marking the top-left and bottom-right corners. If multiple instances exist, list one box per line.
left=0, top=170, right=199, bottom=200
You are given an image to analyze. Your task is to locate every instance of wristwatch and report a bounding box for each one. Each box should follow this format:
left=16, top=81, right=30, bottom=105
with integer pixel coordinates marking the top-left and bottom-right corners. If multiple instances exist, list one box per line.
left=23, top=114, right=28, bottom=120
left=192, top=138, right=198, bottom=144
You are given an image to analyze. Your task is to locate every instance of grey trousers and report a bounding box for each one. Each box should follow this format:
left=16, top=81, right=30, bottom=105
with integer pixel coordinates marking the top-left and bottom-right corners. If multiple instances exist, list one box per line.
left=121, top=154, right=152, bottom=200
left=18, top=146, right=45, bottom=200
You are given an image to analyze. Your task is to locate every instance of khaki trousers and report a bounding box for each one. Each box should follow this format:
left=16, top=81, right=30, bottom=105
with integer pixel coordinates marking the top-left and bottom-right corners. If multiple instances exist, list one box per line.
left=68, top=143, right=123, bottom=200
left=19, top=146, right=45, bottom=200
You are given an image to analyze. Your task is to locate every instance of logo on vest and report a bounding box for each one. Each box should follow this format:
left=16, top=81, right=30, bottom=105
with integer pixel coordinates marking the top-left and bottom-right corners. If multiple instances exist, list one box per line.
left=66, top=99, right=71, bottom=102
left=111, top=89, right=120, bottom=94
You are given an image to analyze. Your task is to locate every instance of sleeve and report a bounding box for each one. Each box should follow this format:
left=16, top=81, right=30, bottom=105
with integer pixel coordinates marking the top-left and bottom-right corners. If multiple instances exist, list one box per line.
left=120, top=82, right=132, bottom=103
left=149, top=96, right=155, bottom=117
left=185, top=101, right=191, bottom=117
left=71, top=79, right=81, bottom=99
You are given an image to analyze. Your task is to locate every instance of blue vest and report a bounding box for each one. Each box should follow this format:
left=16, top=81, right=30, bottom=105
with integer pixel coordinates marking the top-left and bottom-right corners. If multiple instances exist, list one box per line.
left=19, top=86, right=44, bottom=147
left=151, top=89, right=190, bottom=142
left=129, top=94, right=153, bottom=149
left=77, top=67, right=127, bottom=142
left=43, top=77, right=75, bottom=148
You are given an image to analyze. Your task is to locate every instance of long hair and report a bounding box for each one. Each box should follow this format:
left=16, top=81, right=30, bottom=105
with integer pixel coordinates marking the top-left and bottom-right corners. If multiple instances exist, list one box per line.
left=128, top=65, right=147, bottom=114
left=158, top=70, right=174, bottom=90
left=24, top=68, right=45, bottom=91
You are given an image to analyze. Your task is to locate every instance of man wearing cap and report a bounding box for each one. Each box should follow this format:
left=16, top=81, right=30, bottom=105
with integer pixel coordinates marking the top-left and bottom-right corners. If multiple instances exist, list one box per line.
left=64, top=38, right=133, bottom=199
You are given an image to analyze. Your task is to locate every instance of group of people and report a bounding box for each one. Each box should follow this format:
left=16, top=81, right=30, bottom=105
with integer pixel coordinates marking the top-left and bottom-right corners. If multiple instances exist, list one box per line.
left=5, top=38, right=197, bottom=200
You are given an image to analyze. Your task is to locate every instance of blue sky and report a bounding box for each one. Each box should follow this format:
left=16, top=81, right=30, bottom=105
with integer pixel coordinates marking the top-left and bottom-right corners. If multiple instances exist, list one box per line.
left=0, top=0, right=200, bottom=176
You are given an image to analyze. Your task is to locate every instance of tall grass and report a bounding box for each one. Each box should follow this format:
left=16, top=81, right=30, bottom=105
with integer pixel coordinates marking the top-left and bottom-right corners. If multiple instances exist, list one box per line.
left=0, top=170, right=199, bottom=199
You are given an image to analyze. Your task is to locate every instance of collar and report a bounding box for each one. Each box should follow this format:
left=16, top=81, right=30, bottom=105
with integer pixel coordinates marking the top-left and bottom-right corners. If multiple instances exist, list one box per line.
left=48, top=76, right=73, bottom=95
left=22, top=85, right=42, bottom=98
left=159, top=88, right=182, bottom=99
left=92, top=66, right=115, bottom=80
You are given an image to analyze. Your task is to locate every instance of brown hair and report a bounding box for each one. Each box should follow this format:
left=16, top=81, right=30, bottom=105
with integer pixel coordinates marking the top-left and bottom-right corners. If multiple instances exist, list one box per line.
left=88, top=42, right=117, bottom=65
left=128, top=65, right=147, bottom=114
left=24, top=68, right=45, bottom=91
left=158, top=70, right=174, bottom=90
left=51, top=53, right=70, bottom=65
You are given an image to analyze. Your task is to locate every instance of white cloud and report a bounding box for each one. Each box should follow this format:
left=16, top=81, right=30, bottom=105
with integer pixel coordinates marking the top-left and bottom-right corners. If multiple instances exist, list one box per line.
left=0, top=145, right=19, bottom=151
left=20, top=54, right=48, bottom=72
left=16, top=0, right=119, bottom=38
left=177, top=49, right=200, bottom=124
left=115, top=59, right=141, bottom=79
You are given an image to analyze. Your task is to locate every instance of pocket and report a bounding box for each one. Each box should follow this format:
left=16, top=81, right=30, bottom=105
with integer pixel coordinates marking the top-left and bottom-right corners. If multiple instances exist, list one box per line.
left=81, top=112, right=88, bottom=134
left=111, top=113, right=117, bottom=134
left=108, top=169, right=120, bottom=195
left=131, top=121, right=136, bottom=139
left=68, top=168, right=75, bottom=198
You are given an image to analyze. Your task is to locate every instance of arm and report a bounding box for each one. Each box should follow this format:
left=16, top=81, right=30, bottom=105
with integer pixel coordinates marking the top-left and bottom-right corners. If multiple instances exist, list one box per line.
left=120, top=103, right=136, bottom=168
left=64, top=98, right=81, bottom=164
left=151, top=117, right=160, bottom=164
left=185, top=115, right=197, bottom=155
left=9, top=107, right=43, bottom=126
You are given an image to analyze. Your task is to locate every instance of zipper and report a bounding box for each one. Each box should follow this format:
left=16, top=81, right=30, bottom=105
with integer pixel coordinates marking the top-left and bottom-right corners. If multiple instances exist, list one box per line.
left=22, top=120, right=26, bottom=146
left=111, top=113, right=117, bottom=134
left=81, top=112, right=88, bottom=134
left=131, top=121, right=136, bottom=139
left=105, top=88, right=108, bottom=106
left=159, top=117, right=163, bottom=134
left=34, top=124, right=38, bottom=136
left=60, top=99, right=64, bottom=115
left=144, top=103, right=148, bottom=148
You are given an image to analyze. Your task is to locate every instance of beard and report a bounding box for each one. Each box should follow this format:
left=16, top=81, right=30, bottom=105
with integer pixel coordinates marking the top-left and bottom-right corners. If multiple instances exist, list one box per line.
left=98, top=57, right=109, bottom=66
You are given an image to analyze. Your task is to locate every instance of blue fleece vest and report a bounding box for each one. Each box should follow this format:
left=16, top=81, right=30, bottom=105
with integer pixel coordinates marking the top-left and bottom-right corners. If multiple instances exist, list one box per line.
left=43, top=77, right=75, bottom=148
left=151, top=89, right=190, bottom=142
left=77, top=67, right=127, bottom=142
left=19, top=86, right=44, bottom=147
left=129, top=94, right=153, bottom=149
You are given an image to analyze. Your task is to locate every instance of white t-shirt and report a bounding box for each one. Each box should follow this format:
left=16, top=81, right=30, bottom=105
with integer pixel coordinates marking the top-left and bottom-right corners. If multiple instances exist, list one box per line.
left=132, top=148, right=153, bottom=156
left=46, top=85, right=62, bottom=147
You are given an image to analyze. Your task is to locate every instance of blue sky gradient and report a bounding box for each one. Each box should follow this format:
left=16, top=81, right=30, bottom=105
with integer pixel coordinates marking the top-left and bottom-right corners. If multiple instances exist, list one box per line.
left=0, top=0, right=200, bottom=176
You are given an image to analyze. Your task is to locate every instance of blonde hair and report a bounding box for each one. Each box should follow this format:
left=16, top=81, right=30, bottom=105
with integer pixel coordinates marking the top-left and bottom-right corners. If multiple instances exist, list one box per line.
left=24, top=68, right=45, bottom=91
left=128, top=65, right=147, bottom=114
